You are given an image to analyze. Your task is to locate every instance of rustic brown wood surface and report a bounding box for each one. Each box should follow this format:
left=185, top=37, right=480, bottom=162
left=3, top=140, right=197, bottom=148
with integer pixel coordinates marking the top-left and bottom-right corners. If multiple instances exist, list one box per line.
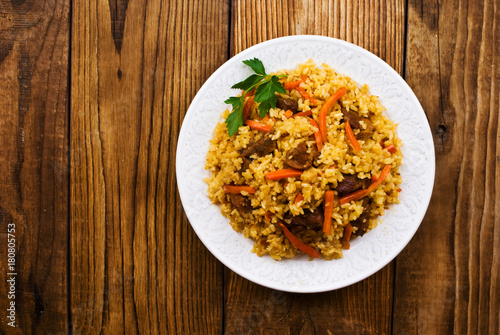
left=0, top=0, right=70, bottom=334
left=394, top=1, right=500, bottom=334
left=0, top=0, right=498, bottom=334
left=71, top=0, right=227, bottom=334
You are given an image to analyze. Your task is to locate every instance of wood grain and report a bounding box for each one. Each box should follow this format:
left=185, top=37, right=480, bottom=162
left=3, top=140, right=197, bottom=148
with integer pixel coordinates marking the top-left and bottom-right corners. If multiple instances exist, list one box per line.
left=393, top=0, right=500, bottom=334
left=226, top=1, right=405, bottom=334
left=0, top=0, right=69, bottom=334
left=231, top=0, right=405, bottom=74
left=225, top=267, right=395, bottom=334
left=71, top=0, right=228, bottom=333
left=1, top=0, right=496, bottom=333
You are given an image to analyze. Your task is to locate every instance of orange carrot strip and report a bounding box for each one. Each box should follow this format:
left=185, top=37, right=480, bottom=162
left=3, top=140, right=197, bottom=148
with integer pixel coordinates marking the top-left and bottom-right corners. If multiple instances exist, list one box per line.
left=284, top=110, right=294, bottom=118
left=245, top=119, right=272, bottom=133
left=309, top=118, right=323, bottom=151
left=279, top=223, right=320, bottom=258
left=293, top=110, right=313, bottom=118
left=283, top=80, right=304, bottom=90
left=223, top=185, right=256, bottom=194
left=345, top=121, right=361, bottom=151
left=385, top=144, right=397, bottom=154
left=343, top=223, right=353, bottom=241
left=341, top=223, right=354, bottom=249
left=283, top=76, right=308, bottom=90
left=265, top=169, right=303, bottom=180
left=323, top=190, right=334, bottom=234
left=364, top=164, right=392, bottom=194
left=339, top=165, right=392, bottom=205
left=295, top=193, right=304, bottom=205
left=296, top=87, right=318, bottom=105
left=339, top=189, right=368, bottom=206
left=319, top=87, right=347, bottom=142
left=243, top=88, right=256, bottom=97
left=242, top=95, right=254, bottom=121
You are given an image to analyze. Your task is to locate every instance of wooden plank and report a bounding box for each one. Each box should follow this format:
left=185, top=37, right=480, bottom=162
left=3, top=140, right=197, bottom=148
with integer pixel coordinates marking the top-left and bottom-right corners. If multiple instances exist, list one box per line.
left=226, top=1, right=405, bottom=334
left=393, top=0, right=500, bottom=334
left=231, top=0, right=405, bottom=74
left=0, top=0, right=69, bottom=334
left=71, top=0, right=228, bottom=333
left=225, top=268, right=395, bottom=334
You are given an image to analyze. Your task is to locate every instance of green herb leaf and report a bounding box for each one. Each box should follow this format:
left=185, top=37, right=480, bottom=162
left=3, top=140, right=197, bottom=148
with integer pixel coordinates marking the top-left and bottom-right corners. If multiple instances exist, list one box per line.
left=224, top=97, right=244, bottom=136
left=242, top=58, right=266, bottom=76
left=231, top=74, right=262, bottom=91
left=225, top=59, right=287, bottom=136
left=224, top=96, right=243, bottom=110
left=270, top=75, right=286, bottom=94
left=254, top=76, right=286, bottom=117
left=258, top=100, right=274, bottom=118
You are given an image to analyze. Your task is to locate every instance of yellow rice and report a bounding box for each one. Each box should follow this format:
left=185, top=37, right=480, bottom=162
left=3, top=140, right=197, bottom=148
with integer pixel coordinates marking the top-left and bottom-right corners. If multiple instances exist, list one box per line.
left=205, top=60, right=403, bottom=260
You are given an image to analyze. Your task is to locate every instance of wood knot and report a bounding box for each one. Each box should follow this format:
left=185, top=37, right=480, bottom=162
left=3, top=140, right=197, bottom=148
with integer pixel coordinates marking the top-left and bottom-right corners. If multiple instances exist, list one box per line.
left=436, top=124, right=447, bottom=135
left=117, top=68, right=122, bottom=79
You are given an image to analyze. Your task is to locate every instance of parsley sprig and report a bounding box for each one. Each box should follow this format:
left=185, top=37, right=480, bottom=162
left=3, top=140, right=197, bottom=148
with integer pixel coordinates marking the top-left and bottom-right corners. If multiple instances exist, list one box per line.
left=225, top=58, right=286, bottom=136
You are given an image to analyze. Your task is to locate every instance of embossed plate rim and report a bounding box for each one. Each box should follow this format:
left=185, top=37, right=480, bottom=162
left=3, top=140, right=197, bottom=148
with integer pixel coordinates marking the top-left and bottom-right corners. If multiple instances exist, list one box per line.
left=176, top=35, right=435, bottom=293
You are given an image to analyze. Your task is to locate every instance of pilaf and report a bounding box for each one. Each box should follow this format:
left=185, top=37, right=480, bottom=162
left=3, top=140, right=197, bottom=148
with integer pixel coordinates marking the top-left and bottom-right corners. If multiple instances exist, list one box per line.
left=205, top=60, right=403, bottom=260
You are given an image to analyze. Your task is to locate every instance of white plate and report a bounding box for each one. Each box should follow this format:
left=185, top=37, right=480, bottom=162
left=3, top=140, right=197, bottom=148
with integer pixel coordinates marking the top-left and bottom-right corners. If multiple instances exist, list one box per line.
left=176, top=35, right=435, bottom=293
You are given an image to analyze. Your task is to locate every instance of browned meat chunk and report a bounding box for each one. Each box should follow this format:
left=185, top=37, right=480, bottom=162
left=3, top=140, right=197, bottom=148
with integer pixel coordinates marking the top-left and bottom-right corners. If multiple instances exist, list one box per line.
left=276, top=96, right=299, bottom=113
left=351, top=198, right=372, bottom=236
left=335, top=175, right=370, bottom=197
left=356, top=128, right=374, bottom=141
left=356, top=119, right=375, bottom=140
left=341, top=107, right=374, bottom=140
left=284, top=209, right=324, bottom=230
left=285, top=142, right=312, bottom=170
left=351, top=211, right=370, bottom=236
left=241, top=137, right=276, bottom=157
left=342, top=109, right=364, bottom=128
left=309, top=137, right=321, bottom=165
left=229, top=194, right=251, bottom=215
left=239, top=156, right=252, bottom=173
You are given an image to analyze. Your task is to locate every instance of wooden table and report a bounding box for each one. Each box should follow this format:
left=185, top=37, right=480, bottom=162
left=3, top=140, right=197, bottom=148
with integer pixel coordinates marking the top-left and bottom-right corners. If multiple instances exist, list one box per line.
left=0, top=0, right=498, bottom=334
